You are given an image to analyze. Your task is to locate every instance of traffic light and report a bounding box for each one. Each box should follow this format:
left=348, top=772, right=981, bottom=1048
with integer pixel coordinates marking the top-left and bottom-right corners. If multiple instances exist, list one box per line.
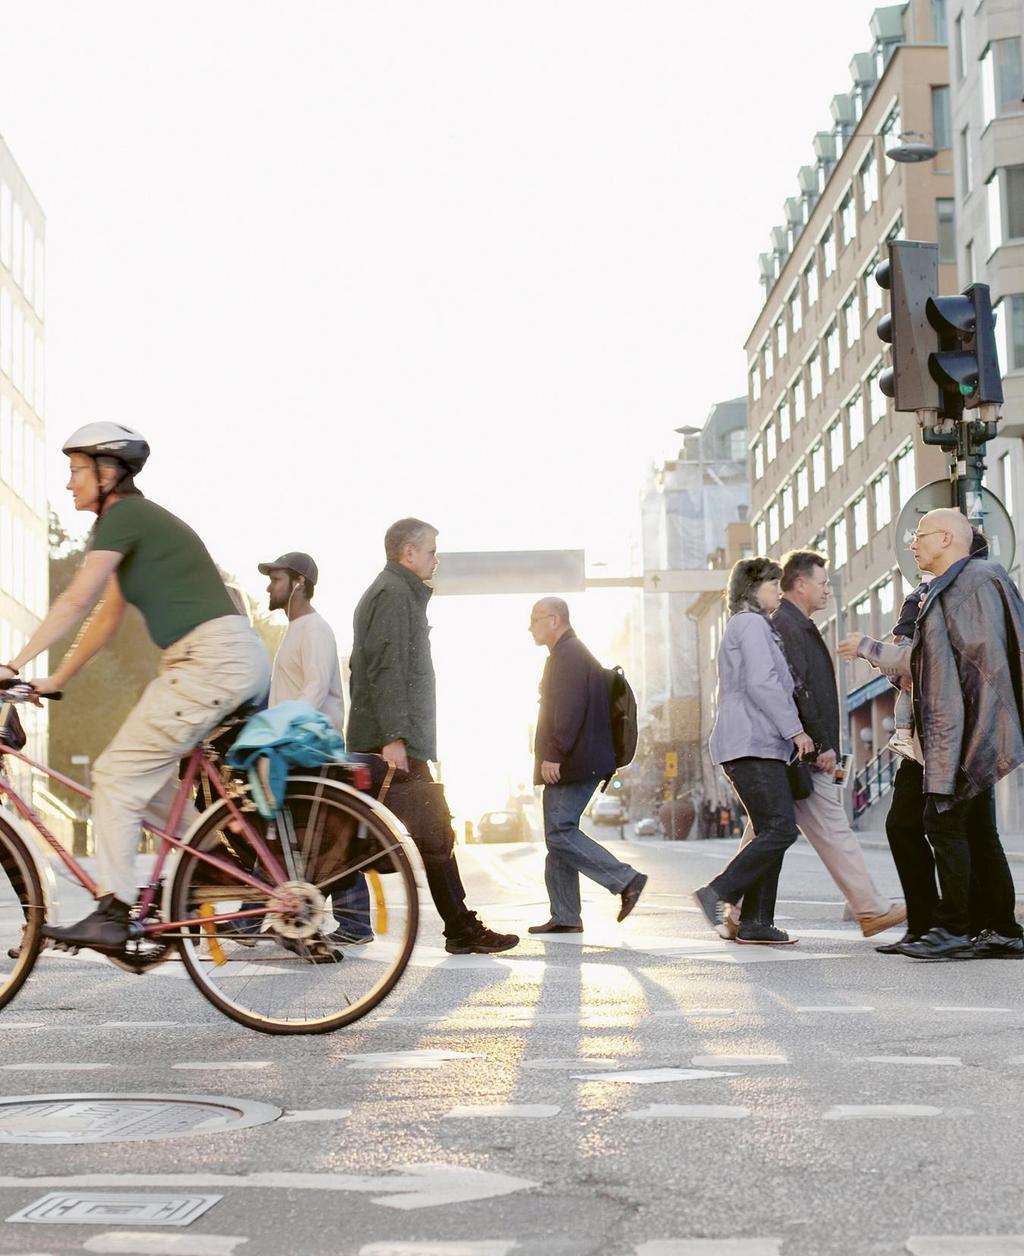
left=874, top=240, right=941, bottom=412
left=926, top=283, right=1004, bottom=415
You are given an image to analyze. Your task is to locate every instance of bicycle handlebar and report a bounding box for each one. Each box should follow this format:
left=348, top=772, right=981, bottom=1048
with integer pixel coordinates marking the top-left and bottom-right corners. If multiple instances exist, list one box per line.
left=0, top=680, right=62, bottom=701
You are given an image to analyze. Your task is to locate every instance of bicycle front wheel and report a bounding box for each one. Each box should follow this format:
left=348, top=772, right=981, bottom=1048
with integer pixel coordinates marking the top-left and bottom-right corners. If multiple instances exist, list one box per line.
left=169, top=776, right=419, bottom=1034
left=0, top=817, right=44, bottom=1012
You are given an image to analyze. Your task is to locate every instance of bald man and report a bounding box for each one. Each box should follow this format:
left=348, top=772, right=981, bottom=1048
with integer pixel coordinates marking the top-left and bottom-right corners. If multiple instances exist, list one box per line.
left=528, top=598, right=647, bottom=932
left=840, top=508, right=1024, bottom=960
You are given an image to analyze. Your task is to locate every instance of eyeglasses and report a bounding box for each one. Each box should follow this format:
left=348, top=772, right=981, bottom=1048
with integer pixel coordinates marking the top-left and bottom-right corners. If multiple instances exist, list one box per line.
left=911, top=529, right=950, bottom=541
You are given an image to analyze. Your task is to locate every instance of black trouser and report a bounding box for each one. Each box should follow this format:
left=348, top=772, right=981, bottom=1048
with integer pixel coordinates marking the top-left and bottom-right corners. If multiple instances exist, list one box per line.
left=397, top=757, right=478, bottom=940
left=713, top=758, right=800, bottom=925
left=884, top=760, right=937, bottom=937
left=924, top=787, right=1021, bottom=939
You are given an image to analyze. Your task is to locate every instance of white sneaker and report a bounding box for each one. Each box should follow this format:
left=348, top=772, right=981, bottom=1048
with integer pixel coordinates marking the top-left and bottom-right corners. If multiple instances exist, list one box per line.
left=887, top=730, right=917, bottom=761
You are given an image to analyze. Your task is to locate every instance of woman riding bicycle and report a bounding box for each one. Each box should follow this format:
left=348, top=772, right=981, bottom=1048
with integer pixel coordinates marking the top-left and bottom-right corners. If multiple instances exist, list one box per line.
left=0, top=423, right=270, bottom=953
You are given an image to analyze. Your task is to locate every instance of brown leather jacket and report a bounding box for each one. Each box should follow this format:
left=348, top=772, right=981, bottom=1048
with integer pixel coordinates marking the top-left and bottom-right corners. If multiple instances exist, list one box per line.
left=911, top=558, right=1024, bottom=809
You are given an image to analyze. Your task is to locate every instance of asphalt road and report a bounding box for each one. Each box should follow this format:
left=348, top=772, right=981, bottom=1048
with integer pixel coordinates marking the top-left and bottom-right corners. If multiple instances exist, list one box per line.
left=0, top=826, right=1022, bottom=1256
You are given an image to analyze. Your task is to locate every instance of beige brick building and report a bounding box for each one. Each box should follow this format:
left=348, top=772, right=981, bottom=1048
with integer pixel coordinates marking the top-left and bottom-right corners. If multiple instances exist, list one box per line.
left=744, top=1, right=957, bottom=794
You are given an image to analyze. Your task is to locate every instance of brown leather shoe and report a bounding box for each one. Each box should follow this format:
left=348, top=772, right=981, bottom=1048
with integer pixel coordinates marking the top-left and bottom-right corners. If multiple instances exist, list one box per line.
left=528, top=920, right=584, bottom=934
left=858, top=903, right=908, bottom=937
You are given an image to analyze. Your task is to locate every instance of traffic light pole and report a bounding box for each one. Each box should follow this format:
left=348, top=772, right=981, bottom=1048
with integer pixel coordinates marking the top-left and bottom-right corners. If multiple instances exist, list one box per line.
left=918, top=402, right=1000, bottom=527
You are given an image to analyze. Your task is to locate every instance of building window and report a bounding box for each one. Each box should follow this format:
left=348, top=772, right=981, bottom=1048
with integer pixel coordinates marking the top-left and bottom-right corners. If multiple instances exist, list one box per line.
left=776, top=314, right=787, bottom=361
left=895, top=444, right=916, bottom=507
left=860, top=148, right=878, bottom=212
left=840, top=192, right=856, bottom=247
left=766, top=421, right=777, bottom=464
left=796, top=462, right=809, bottom=512
left=809, top=351, right=822, bottom=399
left=729, top=428, right=747, bottom=461
left=792, top=373, right=806, bottom=423
left=843, top=289, right=861, bottom=349
left=988, top=166, right=1024, bottom=248
left=882, top=102, right=903, bottom=176
left=864, top=256, right=882, bottom=318
left=852, top=495, right=868, bottom=550
left=847, top=391, right=865, bottom=450
left=824, top=322, right=839, bottom=376
left=788, top=285, right=802, bottom=335
left=994, top=294, right=1024, bottom=373
left=11, top=201, right=23, bottom=288
left=767, top=500, right=780, bottom=545
left=955, top=13, right=966, bottom=79
left=981, top=39, right=1024, bottom=126
left=763, top=336, right=774, bottom=382
left=867, top=364, right=887, bottom=425
left=753, top=439, right=765, bottom=480
left=778, top=397, right=791, bottom=444
left=877, top=577, right=895, bottom=619
left=960, top=126, right=972, bottom=195
left=828, top=418, right=844, bottom=471
left=1000, top=452, right=1015, bottom=518
left=0, top=287, right=9, bottom=378
left=0, top=395, right=10, bottom=484
left=822, top=224, right=836, bottom=278
left=750, top=364, right=761, bottom=403
left=755, top=516, right=767, bottom=554
left=832, top=515, right=848, bottom=570
left=965, top=238, right=974, bottom=283
left=782, top=481, right=794, bottom=530
left=931, top=86, right=951, bottom=150
left=872, top=471, right=892, bottom=529
left=936, top=198, right=956, bottom=263
left=804, top=256, right=819, bottom=308
left=0, top=181, right=10, bottom=270
left=851, top=594, right=872, bottom=637
left=811, top=442, right=826, bottom=493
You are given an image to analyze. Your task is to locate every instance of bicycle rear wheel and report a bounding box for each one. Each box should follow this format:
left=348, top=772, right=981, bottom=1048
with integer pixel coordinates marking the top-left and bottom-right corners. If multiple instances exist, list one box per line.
left=170, top=776, right=419, bottom=1034
left=0, top=817, right=44, bottom=1011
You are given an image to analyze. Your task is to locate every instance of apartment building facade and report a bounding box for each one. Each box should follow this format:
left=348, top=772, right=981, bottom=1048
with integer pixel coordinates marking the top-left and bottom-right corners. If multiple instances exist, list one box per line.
left=0, top=134, right=48, bottom=767
left=745, top=1, right=955, bottom=776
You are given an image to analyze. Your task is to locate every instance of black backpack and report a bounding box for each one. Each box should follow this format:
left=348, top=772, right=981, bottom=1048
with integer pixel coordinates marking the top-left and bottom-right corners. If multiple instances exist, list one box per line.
left=604, top=665, right=638, bottom=772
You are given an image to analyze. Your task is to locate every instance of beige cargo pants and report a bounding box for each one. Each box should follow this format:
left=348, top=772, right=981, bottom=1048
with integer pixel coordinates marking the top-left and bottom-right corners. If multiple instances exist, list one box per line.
left=91, top=615, right=271, bottom=904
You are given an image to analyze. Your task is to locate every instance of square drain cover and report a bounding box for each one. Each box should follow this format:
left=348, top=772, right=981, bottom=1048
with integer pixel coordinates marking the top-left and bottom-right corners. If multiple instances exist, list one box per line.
left=7, top=1191, right=222, bottom=1226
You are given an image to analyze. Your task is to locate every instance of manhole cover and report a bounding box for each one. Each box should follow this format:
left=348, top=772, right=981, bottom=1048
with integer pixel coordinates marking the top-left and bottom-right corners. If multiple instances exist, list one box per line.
left=0, top=1093, right=280, bottom=1144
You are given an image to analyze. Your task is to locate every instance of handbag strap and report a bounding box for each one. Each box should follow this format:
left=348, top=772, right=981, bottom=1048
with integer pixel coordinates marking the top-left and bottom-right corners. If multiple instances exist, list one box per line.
left=378, top=762, right=397, bottom=803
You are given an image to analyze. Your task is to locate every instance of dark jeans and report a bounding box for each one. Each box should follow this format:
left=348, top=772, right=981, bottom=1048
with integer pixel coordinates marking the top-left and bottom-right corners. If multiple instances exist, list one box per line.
left=924, top=787, right=1021, bottom=939
left=885, top=760, right=936, bottom=937
left=714, top=758, right=799, bottom=924
left=397, top=757, right=478, bottom=940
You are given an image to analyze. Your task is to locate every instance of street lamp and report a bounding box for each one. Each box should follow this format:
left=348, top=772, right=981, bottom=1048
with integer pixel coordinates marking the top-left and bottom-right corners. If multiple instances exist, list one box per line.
left=884, top=130, right=938, bottom=163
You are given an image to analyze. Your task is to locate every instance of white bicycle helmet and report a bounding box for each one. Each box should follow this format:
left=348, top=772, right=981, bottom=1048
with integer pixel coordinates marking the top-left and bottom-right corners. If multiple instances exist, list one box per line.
left=62, top=423, right=150, bottom=475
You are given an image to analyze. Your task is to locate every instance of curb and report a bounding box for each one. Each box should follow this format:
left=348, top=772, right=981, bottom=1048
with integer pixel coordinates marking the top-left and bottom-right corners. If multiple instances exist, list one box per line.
left=857, top=837, right=1024, bottom=865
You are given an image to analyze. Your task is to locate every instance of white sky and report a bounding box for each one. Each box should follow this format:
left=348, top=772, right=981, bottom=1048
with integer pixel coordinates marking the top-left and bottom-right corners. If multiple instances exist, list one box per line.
left=1, top=0, right=883, bottom=817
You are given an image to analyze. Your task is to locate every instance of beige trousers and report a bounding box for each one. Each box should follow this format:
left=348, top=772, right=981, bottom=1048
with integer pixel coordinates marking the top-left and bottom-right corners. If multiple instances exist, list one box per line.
left=737, top=769, right=888, bottom=919
left=92, top=615, right=271, bottom=904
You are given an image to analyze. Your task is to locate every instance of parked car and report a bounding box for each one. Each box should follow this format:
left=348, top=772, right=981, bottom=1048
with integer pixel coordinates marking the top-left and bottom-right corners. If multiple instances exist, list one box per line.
left=634, top=817, right=659, bottom=838
left=591, top=796, right=624, bottom=826
left=473, top=810, right=529, bottom=843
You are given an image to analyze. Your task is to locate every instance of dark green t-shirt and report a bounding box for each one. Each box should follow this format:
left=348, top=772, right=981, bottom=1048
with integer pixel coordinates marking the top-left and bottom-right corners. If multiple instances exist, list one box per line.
left=91, top=496, right=238, bottom=649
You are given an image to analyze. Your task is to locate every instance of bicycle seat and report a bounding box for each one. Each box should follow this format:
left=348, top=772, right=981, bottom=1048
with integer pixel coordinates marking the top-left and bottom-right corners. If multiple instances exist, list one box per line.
left=206, top=699, right=264, bottom=745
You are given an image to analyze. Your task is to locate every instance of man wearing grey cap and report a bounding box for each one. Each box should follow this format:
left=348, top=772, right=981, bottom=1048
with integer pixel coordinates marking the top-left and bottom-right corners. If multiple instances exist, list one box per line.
left=259, top=551, right=371, bottom=944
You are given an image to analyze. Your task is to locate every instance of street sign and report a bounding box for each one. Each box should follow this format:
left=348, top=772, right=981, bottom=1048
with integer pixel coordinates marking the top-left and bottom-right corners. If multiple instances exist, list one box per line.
left=431, top=551, right=586, bottom=596
left=893, top=480, right=1016, bottom=584
left=664, top=751, right=678, bottom=779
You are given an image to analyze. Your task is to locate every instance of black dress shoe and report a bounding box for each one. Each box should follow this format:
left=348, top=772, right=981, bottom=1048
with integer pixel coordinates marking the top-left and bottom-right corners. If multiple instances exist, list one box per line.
left=617, top=873, right=648, bottom=922
left=41, top=893, right=131, bottom=954
left=528, top=920, right=584, bottom=934
left=898, top=926, right=974, bottom=960
left=971, top=929, right=1024, bottom=959
left=875, top=931, right=922, bottom=955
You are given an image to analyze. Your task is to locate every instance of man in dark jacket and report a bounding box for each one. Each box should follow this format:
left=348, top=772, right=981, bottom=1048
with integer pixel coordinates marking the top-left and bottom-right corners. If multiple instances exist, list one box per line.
left=846, top=509, right=1024, bottom=960
left=528, top=598, right=646, bottom=933
left=348, top=518, right=518, bottom=955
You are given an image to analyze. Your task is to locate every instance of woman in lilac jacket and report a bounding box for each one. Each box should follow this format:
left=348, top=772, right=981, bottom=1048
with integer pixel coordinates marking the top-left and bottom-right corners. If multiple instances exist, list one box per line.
left=693, top=557, right=815, bottom=945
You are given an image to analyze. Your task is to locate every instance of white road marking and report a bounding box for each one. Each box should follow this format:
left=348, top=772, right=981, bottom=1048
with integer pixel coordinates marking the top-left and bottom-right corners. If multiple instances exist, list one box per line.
left=637, top=1241, right=782, bottom=1255
left=343, top=1050, right=482, bottom=1069
left=691, top=1055, right=787, bottom=1067
left=627, top=1105, right=750, bottom=1120
left=865, top=1056, right=961, bottom=1066
left=83, top=1235, right=247, bottom=1255
left=1008, top=1057, right=1024, bottom=1064
left=932, top=1006, right=1015, bottom=1013
left=823, top=1105, right=942, bottom=1120
left=442, top=1104, right=560, bottom=1119
left=796, top=1006, right=874, bottom=1013
left=906, top=1238, right=1024, bottom=1254
left=171, top=1062, right=272, bottom=1071
left=360, top=1242, right=517, bottom=1255
left=280, top=1109, right=352, bottom=1123
left=0, top=1022, right=44, bottom=1028
left=573, top=1068, right=740, bottom=1085
left=0, top=1165, right=536, bottom=1210
left=522, top=1058, right=619, bottom=1070
left=1, top=1062, right=110, bottom=1071
left=102, top=1021, right=180, bottom=1028
left=653, top=1009, right=736, bottom=1019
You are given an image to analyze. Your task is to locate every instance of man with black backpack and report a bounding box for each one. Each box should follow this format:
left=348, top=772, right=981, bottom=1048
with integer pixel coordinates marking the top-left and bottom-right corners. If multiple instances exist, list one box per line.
left=528, top=598, right=647, bottom=934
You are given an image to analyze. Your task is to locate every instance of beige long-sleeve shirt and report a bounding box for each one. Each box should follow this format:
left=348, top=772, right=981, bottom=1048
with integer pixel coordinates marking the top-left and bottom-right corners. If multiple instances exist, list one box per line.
left=270, top=611, right=345, bottom=733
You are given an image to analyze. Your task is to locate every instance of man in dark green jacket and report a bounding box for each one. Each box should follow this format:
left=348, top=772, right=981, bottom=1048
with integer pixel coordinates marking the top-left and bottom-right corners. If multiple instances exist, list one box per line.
left=348, top=518, right=519, bottom=955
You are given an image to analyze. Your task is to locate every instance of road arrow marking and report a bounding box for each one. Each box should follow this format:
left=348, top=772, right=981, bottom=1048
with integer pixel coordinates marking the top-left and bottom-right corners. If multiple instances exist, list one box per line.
left=0, top=1164, right=538, bottom=1210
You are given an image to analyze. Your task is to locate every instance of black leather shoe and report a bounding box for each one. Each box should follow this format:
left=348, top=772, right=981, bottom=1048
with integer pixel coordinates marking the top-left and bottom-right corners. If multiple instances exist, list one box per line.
left=617, top=873, right=648, bottom=922
left=528, top=920, right=584, bottom=934
left=41, top=893, right=131, bottom=954
left=875, top=931, right=922, bottom=954
left=971, top=929, right=1024, bottom=959
left=898, top=926, right=974, bottom=960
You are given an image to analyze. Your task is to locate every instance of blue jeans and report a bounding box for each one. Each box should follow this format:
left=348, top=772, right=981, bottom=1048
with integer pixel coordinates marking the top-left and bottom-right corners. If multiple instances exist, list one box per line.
left=542, top=779, right=636, bottom=925
left=331, top=874, right=373, bottom=941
